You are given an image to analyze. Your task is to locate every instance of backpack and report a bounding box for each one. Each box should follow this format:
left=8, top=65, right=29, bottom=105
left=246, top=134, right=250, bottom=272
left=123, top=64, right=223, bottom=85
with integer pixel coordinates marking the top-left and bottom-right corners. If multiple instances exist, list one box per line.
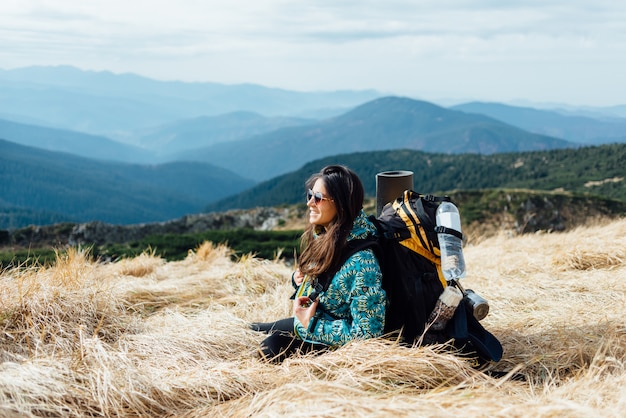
left=342, top=190, right=503, bottom=363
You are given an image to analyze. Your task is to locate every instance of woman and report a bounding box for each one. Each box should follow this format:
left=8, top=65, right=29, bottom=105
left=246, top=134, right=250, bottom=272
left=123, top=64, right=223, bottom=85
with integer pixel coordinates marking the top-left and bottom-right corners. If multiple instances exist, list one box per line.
left=252, top=165, right=386, bottom=362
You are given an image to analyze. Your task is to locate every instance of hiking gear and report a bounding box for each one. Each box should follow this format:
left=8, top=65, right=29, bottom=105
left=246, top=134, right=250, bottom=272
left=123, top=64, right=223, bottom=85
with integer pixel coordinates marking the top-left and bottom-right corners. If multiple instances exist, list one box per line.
left=436, top=201, right=467, bottom=280
left=370, top=190, right=450, bottom=342
left=446, top=299, right=503, bottom=363
left=426, top=285, right=463, bottom=331
left=455, top=280, right=490, bottom=321
left=325, top=190, right=503, bottom=363
left=375, top=170, right=414, bottom=216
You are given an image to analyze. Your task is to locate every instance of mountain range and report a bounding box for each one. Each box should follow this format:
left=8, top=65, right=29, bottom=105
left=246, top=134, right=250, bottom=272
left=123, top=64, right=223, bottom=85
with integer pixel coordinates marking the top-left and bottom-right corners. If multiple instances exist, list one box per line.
left=452, top=102, right=626, bottom=145
left=0, top=118, right=153, bottom=164
left=3, top=135, right=624, bottom=229
left=0, top=139, right=253, bottom=227
left=2, top=66, right=625, bottom=229
left=139, top=111, right=315, bottom=159
left=1, top=94, right=581, bottom=180
left=173, top=97, right=576, bottom=180
left=0, top=65, right=379, bottom=142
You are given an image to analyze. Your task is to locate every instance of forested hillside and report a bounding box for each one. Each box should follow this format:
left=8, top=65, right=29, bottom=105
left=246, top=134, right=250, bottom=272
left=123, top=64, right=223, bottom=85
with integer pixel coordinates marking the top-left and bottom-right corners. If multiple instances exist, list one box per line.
left=208, top=143, right=626, bottom=211
left=0, top=139, right=254, bottom=228
left=3, top=138, right=623, bottom=230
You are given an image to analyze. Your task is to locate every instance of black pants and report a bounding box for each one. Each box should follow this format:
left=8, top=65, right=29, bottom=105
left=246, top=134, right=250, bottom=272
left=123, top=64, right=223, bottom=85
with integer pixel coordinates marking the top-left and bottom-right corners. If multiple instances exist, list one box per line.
left=251, top=317, right=328, bottom=363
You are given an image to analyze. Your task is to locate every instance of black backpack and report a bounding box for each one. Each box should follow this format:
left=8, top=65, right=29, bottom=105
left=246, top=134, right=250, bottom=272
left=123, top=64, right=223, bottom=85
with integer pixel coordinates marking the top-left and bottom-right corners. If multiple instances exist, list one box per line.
left=370, top=190, right=449, bottom=342
left=335, top=190, right=503, bottom=363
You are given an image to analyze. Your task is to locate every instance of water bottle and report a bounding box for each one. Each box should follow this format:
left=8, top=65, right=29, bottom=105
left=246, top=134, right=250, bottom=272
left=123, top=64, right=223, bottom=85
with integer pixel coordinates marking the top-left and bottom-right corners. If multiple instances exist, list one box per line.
left=435, top=202, right=466, bottom=281
left=426, top=285, right=463, bottom=330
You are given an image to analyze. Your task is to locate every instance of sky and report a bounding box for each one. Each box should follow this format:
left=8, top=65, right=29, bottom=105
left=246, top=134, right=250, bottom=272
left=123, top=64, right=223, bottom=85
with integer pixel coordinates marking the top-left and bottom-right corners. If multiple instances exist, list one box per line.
left=1, top=0, right=625, bottom=107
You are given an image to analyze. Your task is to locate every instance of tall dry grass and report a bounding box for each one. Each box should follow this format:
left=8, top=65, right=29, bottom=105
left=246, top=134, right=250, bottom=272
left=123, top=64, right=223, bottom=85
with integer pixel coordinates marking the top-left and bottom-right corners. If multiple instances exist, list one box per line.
left=1, top=219, right=625, bottom=417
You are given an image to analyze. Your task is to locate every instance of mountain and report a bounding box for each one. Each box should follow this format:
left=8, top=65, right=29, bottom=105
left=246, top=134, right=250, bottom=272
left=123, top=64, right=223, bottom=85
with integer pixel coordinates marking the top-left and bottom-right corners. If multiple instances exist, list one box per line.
left=179, top=97, right=577, bottom=181
left=0, top=66, right=381, bottom=141
left=0, top=112, right=316, bottom=164
left=0, top=118, right=154, bottom=163
left=0, top=139, right=254, bottom=228
left=453, top=102, right=626, bottom=145
left=521, top=101, right=626, bottom=120
left=206, top=143, right=626, bottom=211
left=138, top=111, right=314, bottom=156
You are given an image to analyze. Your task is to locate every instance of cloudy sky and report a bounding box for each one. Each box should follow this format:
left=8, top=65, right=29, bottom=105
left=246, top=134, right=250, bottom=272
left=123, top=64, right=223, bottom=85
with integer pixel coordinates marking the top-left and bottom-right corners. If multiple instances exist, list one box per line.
left=1, top=1, right=624, bottom=107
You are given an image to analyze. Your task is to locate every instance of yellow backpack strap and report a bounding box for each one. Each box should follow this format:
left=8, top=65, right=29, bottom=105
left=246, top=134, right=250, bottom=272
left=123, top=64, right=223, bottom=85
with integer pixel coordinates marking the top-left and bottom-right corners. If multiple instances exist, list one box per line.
left=393, top=190, right=447, bottom=289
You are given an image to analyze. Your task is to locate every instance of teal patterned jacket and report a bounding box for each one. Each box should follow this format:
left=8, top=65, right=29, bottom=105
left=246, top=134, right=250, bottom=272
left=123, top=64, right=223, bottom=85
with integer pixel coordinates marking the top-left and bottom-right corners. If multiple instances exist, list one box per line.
left=294, top=210, right=386, bottom=347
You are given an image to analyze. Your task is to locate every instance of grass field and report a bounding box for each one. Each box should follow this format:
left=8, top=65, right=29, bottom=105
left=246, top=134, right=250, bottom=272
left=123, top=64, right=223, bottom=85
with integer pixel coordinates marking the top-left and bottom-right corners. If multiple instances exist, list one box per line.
left=1, top=217, right=625, bottom=417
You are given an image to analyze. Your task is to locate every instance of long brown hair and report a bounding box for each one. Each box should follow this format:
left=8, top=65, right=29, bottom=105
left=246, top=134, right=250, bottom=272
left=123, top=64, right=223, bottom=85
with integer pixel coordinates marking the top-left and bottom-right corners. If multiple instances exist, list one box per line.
left=298, top=165, right=364, bottom=278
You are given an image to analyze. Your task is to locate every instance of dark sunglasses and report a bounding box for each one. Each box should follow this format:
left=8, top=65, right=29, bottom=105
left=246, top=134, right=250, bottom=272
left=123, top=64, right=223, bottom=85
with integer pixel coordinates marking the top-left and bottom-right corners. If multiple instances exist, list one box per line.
left=306, top=189, right=333, bottom=205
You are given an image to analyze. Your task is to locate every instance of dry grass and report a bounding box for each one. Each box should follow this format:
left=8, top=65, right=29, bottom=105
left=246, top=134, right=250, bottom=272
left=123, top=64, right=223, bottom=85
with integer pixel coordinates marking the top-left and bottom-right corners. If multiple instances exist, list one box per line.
left=1, top=217, right=625, bottom=417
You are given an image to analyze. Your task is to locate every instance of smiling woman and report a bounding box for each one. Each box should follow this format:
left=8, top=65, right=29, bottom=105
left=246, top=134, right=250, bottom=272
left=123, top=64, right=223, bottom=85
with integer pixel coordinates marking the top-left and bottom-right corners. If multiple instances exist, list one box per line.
left=251, top=165, right=386, bottom=362
left=306, top=186, right=336, bottom=228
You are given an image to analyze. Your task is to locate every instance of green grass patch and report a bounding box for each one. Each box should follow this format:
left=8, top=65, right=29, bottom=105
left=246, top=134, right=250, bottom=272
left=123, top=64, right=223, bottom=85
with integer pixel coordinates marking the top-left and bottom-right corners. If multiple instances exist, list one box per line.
left=1, top=229, right=303, bottom=268
left=93, top=228, right=304, bottom=262
left=0, top=247, right=59, bottom=268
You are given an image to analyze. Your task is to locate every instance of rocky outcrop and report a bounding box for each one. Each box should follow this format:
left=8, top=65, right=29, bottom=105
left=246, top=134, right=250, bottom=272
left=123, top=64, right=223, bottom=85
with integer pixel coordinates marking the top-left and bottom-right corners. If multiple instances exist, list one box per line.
left=453, top=190, right=626, bottom=239
left=5, top=207, right=298, bottom=248
left=3, top=190, right=624, bottom=250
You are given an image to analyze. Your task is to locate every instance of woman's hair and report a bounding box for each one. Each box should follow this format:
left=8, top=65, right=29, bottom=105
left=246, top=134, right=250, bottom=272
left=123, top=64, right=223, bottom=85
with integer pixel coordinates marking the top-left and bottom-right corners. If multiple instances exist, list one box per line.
left=298, top=165, right=364, bottom=278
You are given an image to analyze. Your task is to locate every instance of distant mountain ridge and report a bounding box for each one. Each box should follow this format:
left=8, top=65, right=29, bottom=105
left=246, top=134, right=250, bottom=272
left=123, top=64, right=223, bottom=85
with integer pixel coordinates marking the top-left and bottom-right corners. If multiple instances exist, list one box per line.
left=3, top=65, right=626, bottom=230
left=1, top=92, right=581, bottom=180
left=139, top=111, right=315, bottom=157
left=0, top=65, right=381, bottom=141
left=0, top=118, right=153, bottom=163
left=180, top=97, right=577, bottom=180
left=453, top=102, right=626, bottom=145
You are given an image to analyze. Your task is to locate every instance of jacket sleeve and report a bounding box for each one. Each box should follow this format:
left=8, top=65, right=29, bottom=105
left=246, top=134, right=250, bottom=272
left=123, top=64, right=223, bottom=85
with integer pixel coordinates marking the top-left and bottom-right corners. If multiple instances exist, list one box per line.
left=294, top=248, right=386, bottom=346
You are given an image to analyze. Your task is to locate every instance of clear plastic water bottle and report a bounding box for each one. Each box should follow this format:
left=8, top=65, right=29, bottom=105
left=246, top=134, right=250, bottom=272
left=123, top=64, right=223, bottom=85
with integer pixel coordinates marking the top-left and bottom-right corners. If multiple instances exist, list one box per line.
left=436, top=202, right=466, bottom=281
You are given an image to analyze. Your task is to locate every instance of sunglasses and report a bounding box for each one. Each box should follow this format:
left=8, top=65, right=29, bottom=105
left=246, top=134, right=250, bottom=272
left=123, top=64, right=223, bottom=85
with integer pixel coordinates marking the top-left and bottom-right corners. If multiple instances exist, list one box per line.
left=306, top=189, right=333, bottom=205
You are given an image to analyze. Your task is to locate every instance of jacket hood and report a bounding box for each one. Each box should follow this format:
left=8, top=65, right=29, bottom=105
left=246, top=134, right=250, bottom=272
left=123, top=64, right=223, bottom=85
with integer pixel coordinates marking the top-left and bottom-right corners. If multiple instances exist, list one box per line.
left=347, top=209, right=377, bottom=241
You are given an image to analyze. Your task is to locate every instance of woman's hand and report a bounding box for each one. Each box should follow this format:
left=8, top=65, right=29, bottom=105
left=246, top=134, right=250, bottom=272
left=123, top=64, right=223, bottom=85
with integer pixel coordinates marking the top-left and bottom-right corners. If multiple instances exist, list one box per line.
left=293, top=296, right=318, bottom=328
left=293, top=269, right=305, bottom=286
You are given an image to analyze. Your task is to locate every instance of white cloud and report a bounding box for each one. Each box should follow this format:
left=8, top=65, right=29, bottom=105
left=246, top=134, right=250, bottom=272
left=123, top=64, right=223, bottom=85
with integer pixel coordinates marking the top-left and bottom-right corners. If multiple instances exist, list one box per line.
left=0, top=0, right=625, bottom=106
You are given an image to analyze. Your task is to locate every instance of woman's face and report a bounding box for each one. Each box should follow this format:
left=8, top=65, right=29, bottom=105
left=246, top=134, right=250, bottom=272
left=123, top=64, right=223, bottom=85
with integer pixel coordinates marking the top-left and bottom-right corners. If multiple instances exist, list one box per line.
left=307, top=178, right=337, bottom=229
